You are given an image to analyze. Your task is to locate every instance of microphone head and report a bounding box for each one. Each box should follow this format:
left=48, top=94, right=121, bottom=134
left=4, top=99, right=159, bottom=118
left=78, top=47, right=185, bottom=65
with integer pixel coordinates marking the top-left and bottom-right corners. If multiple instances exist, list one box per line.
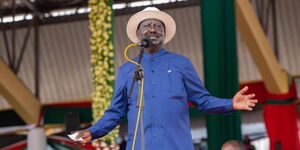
left=139, top=38, right=152, bottom=48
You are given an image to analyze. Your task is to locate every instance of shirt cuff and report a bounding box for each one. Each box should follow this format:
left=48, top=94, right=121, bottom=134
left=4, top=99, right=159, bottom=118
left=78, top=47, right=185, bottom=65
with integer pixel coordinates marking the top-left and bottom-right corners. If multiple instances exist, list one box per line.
left=87, top=126, right=102, bottom=139
left=222, top=99, right=236, bottom=114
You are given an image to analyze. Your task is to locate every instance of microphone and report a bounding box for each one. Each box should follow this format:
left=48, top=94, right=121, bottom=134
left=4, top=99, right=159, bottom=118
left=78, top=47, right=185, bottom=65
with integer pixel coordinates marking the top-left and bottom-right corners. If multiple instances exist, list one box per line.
left=138, top=38, right=152, bottom=48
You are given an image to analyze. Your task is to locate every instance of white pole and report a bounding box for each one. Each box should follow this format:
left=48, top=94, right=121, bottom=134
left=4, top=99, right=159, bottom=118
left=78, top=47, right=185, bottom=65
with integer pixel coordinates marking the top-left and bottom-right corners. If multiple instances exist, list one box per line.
left=28, top=127, right=46, bottom=150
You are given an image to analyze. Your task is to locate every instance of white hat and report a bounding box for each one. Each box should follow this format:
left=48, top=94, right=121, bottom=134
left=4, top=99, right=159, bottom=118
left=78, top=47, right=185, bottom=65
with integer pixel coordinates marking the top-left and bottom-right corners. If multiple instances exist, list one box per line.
left=126, top=7, right=176, bottom=44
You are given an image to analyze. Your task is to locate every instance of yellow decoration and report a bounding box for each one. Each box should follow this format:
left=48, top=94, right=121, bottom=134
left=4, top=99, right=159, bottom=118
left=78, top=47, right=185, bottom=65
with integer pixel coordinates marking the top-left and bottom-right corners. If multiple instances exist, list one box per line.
left=88, top=0, right=118, bottom=149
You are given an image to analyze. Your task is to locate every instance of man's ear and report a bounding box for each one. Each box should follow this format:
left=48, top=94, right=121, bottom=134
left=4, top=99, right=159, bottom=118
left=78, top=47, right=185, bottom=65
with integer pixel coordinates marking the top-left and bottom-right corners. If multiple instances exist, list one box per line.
left=136, top=29, right=139, bottom=37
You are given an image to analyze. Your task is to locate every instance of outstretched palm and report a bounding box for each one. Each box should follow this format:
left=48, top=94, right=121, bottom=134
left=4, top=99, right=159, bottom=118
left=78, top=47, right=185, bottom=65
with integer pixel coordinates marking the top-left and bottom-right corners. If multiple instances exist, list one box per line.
left=233, top=86, right=257, bottom=111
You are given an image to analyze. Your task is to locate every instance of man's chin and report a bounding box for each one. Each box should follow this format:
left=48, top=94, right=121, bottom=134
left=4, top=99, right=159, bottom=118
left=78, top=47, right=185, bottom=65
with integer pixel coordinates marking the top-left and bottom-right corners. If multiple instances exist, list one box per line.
left=150, top=41, right=163, bottom=46
left=149, top=43, right=162, bottom=48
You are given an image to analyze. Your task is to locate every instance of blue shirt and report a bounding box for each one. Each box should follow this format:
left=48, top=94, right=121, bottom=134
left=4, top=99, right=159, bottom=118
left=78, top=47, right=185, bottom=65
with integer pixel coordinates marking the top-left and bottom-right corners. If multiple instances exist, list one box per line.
left=88, top=49, right=234, bottom=150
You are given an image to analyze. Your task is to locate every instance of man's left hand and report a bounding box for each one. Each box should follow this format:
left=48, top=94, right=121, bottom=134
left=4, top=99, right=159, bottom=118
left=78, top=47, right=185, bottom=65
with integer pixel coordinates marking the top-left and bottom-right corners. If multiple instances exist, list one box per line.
left=232, top=86, right=257, bottom=111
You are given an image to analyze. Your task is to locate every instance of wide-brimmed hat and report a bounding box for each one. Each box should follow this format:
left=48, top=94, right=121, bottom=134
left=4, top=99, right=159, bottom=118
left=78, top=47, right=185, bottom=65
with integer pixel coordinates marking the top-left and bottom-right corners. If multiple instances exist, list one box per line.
left=126, top=7, right=176, bottom=44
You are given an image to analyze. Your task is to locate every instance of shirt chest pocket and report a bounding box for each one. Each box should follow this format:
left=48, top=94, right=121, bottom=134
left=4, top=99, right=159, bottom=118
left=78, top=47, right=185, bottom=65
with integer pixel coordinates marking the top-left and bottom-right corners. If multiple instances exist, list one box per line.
left=164, top=66, right=185, bottom=93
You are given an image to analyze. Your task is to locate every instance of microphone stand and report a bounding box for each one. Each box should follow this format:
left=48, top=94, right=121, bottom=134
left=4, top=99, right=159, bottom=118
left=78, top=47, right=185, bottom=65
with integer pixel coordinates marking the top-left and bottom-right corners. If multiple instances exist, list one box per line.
left=128, top=46, right=146, bottom=150
left=128, top=47, right=144, bottom=99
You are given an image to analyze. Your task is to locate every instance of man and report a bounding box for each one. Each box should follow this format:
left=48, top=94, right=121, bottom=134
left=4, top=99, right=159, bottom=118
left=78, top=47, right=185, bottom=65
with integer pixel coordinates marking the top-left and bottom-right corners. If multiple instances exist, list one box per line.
left=75, top=7, right=257, bottom=150
left=221, top=140, right=246, bottom=150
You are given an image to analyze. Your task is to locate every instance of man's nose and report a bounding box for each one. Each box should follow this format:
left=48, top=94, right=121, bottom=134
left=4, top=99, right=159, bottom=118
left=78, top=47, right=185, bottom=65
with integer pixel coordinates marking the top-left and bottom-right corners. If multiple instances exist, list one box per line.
left=148, top=25, right=157, bottom=33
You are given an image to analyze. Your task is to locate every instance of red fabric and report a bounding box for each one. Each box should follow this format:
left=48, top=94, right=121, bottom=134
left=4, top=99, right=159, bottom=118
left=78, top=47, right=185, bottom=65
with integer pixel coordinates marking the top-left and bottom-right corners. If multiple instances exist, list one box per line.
left=262, top=82, right=300, bottom=150
left=264, top=103, right=300, bottom=150
left=46, top=101, right=91, bottom=108
left=239, top=82, right=297, bottom=103
left=264, top=83, right=297, bottom=100
left=240, top=82, right=267, bottom=103
left=48, top=136, right=95, bottom=149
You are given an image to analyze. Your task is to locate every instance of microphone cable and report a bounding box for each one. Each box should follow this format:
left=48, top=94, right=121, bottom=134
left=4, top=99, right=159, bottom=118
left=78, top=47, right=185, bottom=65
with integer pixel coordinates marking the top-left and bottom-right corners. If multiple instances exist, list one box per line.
left=124, top=43, right=145, bottom=150
left=124, top=43, right=139, bottom=66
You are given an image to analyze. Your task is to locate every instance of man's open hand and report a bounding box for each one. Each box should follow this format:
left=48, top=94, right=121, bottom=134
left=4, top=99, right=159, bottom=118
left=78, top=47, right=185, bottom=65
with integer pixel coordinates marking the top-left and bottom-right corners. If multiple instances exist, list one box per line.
left=233, top=86, right=258, bottom=111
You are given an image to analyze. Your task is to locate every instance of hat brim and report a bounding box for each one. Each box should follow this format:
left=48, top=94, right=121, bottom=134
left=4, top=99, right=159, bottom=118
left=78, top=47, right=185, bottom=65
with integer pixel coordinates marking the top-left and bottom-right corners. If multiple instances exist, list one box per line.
left=126, top=10, right=176, bottom=44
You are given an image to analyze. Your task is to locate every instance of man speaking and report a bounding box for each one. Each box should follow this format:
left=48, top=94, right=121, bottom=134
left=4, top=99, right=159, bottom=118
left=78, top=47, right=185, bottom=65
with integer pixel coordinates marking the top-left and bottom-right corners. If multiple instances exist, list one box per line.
left=74, top=7, right=257, bottom=150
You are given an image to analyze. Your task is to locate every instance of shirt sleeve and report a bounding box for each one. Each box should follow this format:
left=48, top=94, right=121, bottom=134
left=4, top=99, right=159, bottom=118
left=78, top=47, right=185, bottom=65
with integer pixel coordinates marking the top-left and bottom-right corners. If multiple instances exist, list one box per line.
left=182, top=58, right=235, bottom=114
left=88, top=68, right=128, bottom=139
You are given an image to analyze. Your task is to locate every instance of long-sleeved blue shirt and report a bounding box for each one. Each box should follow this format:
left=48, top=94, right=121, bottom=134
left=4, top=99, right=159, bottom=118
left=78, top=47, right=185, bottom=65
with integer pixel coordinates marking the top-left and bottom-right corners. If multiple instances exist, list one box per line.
left=88, top=48, right=234, bottom=150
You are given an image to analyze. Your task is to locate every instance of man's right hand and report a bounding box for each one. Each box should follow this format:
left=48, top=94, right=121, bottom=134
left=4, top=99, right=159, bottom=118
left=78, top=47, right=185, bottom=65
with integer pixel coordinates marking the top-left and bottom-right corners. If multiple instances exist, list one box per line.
left=75, top=129, right=92, bottom=143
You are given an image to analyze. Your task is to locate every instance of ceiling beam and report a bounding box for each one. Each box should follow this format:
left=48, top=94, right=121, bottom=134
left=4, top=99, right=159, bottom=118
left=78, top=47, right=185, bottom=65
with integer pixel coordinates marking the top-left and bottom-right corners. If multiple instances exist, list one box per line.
left=0, top=0, right=199, bottom=30
left=0, top=59, right=41, bottom=124
left=19, top=0, right=37, bottom=12
left=0, top=0, right=11, bottom=3
left=235, top=0, right=288, bottom=94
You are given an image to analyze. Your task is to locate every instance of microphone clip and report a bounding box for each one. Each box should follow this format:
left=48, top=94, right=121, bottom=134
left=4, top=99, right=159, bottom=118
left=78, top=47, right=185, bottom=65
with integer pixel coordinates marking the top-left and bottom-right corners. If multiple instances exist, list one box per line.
left=138, top=38, right=152, bottom=48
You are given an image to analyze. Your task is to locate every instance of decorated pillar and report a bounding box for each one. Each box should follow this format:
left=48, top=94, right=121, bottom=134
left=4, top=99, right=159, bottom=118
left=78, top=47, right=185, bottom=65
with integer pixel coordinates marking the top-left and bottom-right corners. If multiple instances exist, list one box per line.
left=200, top=0, right=242, bottom=149
left=88, top=0, right=117, bottom=149
left=264, top=82, right=300, bottom=150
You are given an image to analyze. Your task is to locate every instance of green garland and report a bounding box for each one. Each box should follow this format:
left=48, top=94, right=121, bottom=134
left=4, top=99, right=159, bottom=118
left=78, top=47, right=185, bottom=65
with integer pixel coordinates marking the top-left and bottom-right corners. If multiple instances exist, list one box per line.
left=88, top=0, right=118, bottom=149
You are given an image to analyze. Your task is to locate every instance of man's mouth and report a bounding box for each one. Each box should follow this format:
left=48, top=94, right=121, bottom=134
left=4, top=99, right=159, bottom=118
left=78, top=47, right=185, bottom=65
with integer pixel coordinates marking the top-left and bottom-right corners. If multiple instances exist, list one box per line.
left=149, top=36, right=158, bottom=40
left=147, top=35, right=160, bottom=40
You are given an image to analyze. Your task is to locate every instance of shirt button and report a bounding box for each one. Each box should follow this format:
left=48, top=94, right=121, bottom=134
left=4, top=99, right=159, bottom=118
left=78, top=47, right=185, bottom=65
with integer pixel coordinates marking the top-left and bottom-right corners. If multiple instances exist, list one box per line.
left=151, top=70, right=155, bottom=73
left=151, top=82, right=155, bottom=85
left=152, top=106, right=157, bottom=111
left=153, top=134, right=157, bottom=137
left=153, top=121, right=157, bottom=125
left=152, top=94, right=156, bottom=98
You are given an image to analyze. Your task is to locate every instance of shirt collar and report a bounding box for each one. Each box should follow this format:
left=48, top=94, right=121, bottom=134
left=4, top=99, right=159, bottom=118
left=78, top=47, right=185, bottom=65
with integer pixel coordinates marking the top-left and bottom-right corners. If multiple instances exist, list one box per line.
left=143, top=48, right=167, bottom=59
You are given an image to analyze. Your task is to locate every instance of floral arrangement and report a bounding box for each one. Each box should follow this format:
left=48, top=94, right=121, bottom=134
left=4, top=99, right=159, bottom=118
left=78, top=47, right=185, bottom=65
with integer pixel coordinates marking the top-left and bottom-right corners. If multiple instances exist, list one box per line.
left=88, top=0, right=118, bottom=149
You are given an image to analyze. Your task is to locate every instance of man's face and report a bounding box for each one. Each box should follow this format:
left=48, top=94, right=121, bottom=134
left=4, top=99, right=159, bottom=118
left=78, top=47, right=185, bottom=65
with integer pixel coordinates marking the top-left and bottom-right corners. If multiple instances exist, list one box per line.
left=136, top=19, right=166, bottom=46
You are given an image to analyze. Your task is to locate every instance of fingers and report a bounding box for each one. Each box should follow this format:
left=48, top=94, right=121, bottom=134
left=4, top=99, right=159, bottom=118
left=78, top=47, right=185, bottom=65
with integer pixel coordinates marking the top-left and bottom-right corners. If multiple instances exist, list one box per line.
left=246, top=107, right=253, bottom=111
left=248, top=103, right=255, bottom=107
left=75, top=131, right=87, bottom=142
left=78, top=130, right=92, bottom=143
left=245, top=99, right=258, bottom=111
left=69, top=130, right=91, bottom=148
left=248, top=98, right=257, bottom=106
left=75, top=131, right=82, bottom=140
left=239, top=86, right=249, bottom=95
left=246, top=94, right=255, bottom=99
left=81, top=136, right=90, bottom=144
left=250, top=99, right=258, bottom=103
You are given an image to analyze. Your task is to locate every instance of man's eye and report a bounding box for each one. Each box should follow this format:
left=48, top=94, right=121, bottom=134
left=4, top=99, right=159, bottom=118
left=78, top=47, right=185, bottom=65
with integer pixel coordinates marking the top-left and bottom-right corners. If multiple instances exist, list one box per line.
left=142, top=25, right=149, bottom=29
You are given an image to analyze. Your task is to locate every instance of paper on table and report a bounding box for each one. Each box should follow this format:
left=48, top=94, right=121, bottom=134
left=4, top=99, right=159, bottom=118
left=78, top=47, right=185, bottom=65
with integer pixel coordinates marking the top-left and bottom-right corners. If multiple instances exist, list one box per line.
left=68, top=132, right=84, bottom=142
